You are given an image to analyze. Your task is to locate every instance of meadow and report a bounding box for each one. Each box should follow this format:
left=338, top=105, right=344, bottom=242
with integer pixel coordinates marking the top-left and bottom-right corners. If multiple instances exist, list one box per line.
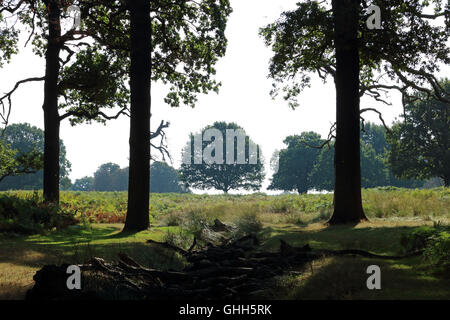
left=0, top=187, right=449, bottom=299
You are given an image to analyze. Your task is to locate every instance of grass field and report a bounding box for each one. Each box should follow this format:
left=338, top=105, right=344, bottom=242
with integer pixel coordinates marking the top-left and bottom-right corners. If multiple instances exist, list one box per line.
left=0, top=187, right=449, bottom=300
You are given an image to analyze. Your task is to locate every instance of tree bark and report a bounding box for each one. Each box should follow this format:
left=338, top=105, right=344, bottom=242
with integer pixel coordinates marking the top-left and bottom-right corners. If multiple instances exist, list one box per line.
left=124, top=0, right=151, bottom=231
left=42, top=0, right=62, bottom=204
left=329, top=0, right=367, bottom=224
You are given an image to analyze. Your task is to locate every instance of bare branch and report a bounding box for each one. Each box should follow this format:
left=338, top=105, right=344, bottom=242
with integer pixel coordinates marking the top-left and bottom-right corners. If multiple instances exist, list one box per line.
left=360, top=108, right=391, bottom=133
left=299, top=122, right=336, bottom=149
left=150, top=120, right=171, bottom=162
left=59, top=106, right=129, bottom=122
left=0, top=76, right=45, bottom=135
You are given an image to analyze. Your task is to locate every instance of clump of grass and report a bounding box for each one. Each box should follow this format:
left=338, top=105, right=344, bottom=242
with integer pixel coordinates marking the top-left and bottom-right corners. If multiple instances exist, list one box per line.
left=163, top=213, right=183, bottom=227
left=162, top=229, right=193, bottom=250
left=232, top=212, right=263, bottom=238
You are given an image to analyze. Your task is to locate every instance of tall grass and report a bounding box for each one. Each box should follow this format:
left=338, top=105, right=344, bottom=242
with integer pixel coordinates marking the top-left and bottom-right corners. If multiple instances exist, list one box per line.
left=1, top=187, right=448, bottom=227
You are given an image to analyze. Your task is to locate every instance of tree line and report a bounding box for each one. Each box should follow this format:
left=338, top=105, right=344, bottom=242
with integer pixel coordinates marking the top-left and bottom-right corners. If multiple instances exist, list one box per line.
left=71, top=161, right=189, bottom=193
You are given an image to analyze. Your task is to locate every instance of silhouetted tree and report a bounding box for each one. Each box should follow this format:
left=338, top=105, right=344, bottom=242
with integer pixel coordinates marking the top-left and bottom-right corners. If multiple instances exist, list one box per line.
left=261, top=0, right=449, bottom=223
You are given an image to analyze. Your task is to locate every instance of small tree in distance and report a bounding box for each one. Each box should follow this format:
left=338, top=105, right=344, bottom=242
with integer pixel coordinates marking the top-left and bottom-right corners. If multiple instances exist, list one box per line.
left=180, top=122, right=265, bottom=193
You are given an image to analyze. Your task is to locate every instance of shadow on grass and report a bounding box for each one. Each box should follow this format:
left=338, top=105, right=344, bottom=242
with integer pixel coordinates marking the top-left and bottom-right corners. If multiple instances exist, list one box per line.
left=261, top=223, right=428, bottom=255
left=260, top=223, right=450, bottom=300
left=0, top=224, right=187, bottom=292
left=1, top=222, right=448, bottom=300
left=265, top=255, right=450, bottom=300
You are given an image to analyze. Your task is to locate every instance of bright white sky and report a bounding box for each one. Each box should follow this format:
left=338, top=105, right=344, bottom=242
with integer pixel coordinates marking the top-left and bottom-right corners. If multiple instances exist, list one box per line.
left=1, top=0, right=448, bottom=192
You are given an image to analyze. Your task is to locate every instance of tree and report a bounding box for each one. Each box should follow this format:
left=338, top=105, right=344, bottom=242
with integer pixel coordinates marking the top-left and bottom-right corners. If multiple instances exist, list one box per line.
left=180, top=122, right=265, bottom=193
left=261, top=0, right=449, bottom=223
left=93, top=163, right=122, bottom=191
left=0, top=1, right=130, bottom=203
left=0, top=123, right=71, bottom=190
left=150, top=161, right=189, bottom=193
left=97, top=0, right=231, bottom=231
left=309, top=123, right=424, bottom=191
left=387, top=80, right=450, bottom=186
left=269, top=132, right=323, bottom=194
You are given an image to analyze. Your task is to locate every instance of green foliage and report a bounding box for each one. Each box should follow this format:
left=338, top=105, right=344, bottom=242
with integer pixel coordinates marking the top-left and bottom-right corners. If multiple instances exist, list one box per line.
left=308, top=123, right=423, bottom=191
left=84, top=0, right=233, bottom=108
left=387, top=80, right=450, bottom=186
left=232, top=212, right=263, bottom=238
left=0, top=138, right=43, bottom=185
left=269, top=132, right=323, bottom=194
left=401, top=225, right=450, bottom=275
left=180, top=122, right=265, bottom=193
left=260, top=0, right=449, bottom=108
left=0, top=123, right=71, bottom=190
left=0, top=192, right=76, bottom=234
left=150, top=161, right=190, bottom=193
left=0, top=140, right=19, bottom=180
left=93, top=163, right=127, bottom=192
left=58, top=47, right=130, bottom=125
left=0, top=13, right=19, bottom=68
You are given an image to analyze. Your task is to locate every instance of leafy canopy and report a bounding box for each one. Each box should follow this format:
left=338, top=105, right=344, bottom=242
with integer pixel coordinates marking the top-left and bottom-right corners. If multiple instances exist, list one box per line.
left=260, top=0, right=449, bottom=109
left=387, top=80, right=450, bottom=186
left=269, top=132, right=324, bottom=194
left=180, top=122, right=265, bottom=193
left=0, top=123, right=70, bottom=190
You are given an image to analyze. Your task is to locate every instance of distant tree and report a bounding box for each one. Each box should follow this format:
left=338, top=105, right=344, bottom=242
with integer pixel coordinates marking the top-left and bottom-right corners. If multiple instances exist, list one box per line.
left=180, top=122, right=265, bottom=193
left=79, top=162, right=185, bottom=193
left=0, top=123, right=71, bottom=190
left=360, top=122, right=388, bottom=156
left=360, top=122, right=423, bottom=188
left=150, top=162, right=189, bottom=193
left=71, top=176, right=94, bottom=192
left=269, top=132, right=324, bottom=194
left=310, top=145, right=335, bottom=191
left=387, top=80, right=450, bottom=187
left=93, top=163, right=122, bottom=192
left=310, top=123, right=424, bottom=191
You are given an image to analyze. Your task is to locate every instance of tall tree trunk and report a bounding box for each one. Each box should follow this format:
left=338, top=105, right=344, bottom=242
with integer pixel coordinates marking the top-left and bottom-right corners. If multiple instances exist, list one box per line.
left=42, top=0, right=62, bottom=203
left=124, top=0, right=151, bottom=231
left=329, top=0, right=367, bottom=224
